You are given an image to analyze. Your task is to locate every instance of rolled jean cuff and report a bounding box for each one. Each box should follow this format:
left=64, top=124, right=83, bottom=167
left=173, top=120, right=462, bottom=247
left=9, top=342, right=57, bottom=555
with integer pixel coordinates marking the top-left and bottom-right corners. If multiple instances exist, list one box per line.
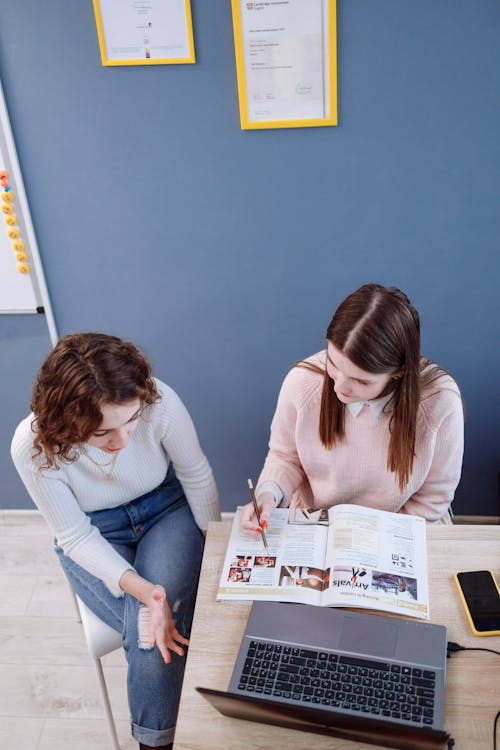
left=132, top=722, right=175, bottom=746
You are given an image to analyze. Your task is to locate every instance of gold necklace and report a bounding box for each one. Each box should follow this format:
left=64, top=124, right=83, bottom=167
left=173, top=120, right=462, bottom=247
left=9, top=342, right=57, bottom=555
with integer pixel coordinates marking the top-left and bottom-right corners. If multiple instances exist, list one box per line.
left=80, top=447, right=118, bottom=481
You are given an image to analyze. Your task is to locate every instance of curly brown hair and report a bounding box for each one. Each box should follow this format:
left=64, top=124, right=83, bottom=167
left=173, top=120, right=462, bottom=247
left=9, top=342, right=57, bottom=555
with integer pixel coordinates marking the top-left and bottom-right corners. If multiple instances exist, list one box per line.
left=31, top=332, right=159, bottom=469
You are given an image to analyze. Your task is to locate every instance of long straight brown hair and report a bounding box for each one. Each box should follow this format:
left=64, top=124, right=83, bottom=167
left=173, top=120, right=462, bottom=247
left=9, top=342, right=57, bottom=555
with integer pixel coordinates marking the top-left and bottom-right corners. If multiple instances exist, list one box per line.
left=300, top=284, right=445, bottom=491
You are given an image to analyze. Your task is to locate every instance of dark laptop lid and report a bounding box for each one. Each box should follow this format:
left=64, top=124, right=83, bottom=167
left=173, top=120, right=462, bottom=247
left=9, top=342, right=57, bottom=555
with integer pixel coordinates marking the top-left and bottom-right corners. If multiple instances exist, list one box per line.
left=197, top=687, right=451, bottom=750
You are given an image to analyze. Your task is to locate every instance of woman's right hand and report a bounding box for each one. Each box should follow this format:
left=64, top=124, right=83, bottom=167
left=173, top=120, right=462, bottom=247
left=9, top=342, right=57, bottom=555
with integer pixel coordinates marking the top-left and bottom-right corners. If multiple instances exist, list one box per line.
left=145, top=585, right=189, bottom=664
left=119, top=571, right=189, bottom=665
left=239, top=491, right=276, bottom=536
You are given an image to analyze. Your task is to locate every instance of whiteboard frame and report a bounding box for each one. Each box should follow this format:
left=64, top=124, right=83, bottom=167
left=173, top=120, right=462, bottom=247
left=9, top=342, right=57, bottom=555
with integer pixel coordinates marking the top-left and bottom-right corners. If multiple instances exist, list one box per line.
left=0, top=80, right=58, bottom=344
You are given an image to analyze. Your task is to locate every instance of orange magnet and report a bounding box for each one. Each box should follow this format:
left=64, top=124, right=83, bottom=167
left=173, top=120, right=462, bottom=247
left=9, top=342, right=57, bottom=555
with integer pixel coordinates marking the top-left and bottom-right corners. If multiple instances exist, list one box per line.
left=0, top=170, right=8, bottom=188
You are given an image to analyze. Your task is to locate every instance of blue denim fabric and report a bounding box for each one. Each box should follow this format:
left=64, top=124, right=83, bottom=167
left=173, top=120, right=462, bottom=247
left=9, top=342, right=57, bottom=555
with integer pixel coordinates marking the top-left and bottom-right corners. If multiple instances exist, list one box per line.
left=55, top=462, right=204, bottom=747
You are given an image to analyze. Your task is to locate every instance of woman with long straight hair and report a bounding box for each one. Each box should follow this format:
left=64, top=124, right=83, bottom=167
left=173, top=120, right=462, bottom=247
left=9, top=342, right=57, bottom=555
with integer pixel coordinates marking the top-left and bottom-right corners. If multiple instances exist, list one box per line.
left=240, top=284, right=463, bottom=532
left=11, top=332, right=220, bottom=750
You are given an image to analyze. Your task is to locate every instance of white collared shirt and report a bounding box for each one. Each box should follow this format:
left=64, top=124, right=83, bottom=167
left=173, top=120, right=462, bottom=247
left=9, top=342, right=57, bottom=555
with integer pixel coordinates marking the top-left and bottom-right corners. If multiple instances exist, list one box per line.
left=345, top=392, right=393, bottom=418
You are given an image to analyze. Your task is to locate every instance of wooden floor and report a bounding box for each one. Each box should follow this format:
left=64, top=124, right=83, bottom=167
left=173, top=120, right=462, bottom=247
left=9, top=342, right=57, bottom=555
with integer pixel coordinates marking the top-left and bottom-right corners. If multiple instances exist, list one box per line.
left=0, top=510, right=136, bottom=750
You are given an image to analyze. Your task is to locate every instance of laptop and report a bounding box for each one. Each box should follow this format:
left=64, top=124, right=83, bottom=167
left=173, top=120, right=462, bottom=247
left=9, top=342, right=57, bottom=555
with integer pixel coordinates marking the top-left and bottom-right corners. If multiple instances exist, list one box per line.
left=197, top=601, right=451, bottom=750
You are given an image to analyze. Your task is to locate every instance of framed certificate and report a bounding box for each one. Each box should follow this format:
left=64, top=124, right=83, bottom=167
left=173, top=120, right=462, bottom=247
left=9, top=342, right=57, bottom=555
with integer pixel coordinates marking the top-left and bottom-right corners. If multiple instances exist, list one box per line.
left=93, top=0, right=196, bottom=66
left=231, top=0, right=337, bottom=130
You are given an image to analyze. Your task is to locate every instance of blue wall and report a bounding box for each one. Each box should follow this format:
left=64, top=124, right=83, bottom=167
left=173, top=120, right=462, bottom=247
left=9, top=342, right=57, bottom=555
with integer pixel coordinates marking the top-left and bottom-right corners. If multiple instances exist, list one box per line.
left=0, top=1, right=499, bottom=513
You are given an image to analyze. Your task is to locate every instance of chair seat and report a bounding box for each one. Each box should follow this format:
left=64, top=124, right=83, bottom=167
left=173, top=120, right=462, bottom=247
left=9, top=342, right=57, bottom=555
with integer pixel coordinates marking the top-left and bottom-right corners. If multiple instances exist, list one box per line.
left=76, top=595, right=123, bottom=659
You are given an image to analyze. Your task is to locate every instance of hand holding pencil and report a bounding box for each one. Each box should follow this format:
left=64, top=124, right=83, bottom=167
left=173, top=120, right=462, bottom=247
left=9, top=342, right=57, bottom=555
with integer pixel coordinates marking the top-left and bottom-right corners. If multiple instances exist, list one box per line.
left=247, top=479, right=270, bottom=551
left=239, top=480, right=275, bottom=547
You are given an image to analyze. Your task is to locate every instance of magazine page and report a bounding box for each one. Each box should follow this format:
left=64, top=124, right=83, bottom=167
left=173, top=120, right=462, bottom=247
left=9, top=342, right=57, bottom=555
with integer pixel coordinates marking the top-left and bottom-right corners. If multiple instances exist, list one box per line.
left=322, top=505, right=429, bottom=619
left=216, top=507, right=331, bottom=605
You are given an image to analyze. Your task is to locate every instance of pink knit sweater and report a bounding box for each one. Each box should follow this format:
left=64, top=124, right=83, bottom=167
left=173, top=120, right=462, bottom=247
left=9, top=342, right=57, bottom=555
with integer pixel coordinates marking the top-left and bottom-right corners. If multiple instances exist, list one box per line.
left=257, top=352, right=463, bottom=523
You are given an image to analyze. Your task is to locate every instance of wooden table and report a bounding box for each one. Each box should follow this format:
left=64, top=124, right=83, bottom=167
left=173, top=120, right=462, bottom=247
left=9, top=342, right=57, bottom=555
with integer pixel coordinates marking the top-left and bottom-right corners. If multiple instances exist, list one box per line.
left=174, top=522, right=500, bottom=750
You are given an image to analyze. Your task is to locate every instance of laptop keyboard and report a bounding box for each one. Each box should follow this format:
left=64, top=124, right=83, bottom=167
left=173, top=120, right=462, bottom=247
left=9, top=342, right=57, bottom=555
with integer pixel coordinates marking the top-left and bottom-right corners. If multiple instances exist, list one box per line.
left=236, top=640, right=436, bottom=726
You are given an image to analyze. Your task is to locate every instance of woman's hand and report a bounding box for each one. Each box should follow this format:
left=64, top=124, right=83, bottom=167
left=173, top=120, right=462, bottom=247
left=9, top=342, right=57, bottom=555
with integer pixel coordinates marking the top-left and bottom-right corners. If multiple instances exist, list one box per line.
left=119, top=570, right=189, bottom=665
left=239, top=491, right=276, bottom=536
left=144, top=584, right=189, bottom=664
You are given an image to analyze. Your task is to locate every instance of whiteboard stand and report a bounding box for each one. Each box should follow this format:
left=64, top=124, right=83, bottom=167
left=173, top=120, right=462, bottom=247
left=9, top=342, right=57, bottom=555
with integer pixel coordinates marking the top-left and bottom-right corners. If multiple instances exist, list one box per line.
left=0, top=79, right=58, bottom=346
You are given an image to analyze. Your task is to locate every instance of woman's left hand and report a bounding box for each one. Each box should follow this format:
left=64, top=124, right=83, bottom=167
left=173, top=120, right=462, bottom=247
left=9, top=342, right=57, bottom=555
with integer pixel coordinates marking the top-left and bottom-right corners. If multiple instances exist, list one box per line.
left=145, top=584, right=190, bottom=664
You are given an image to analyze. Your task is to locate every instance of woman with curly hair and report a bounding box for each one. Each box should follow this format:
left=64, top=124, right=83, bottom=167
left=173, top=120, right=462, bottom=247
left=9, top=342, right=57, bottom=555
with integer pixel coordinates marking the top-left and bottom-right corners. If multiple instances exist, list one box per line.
left=240, top=284, right=464, bottom=534
left=11, top=332, right=220, bottom=750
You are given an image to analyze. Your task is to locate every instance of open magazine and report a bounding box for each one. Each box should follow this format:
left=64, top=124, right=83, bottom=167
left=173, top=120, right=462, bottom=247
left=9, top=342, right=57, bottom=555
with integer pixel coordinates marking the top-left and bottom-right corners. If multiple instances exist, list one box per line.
left=217, top=504, right=430, bottom=620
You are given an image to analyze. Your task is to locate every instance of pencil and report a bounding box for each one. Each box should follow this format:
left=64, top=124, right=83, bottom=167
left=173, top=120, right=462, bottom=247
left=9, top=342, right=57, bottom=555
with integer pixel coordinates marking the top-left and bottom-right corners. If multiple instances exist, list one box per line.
left=247, top=478, right=269, bottom=552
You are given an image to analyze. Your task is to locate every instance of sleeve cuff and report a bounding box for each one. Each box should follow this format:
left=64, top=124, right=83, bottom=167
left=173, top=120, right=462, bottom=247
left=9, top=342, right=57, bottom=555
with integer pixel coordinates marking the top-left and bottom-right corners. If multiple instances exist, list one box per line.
left=257, top=481, right=284, bottom=508
left=104, top=565, right=137, bottom=598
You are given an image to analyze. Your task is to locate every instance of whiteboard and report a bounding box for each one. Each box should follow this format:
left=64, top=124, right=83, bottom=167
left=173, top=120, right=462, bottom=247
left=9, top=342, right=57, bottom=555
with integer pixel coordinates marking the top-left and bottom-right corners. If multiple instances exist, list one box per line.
left=0, top=79, right=57, bottom=342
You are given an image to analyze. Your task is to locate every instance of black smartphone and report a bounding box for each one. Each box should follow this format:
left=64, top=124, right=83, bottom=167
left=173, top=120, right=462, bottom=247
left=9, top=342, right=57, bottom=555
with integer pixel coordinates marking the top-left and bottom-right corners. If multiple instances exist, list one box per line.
left=454, top=570, right=500, bottom=636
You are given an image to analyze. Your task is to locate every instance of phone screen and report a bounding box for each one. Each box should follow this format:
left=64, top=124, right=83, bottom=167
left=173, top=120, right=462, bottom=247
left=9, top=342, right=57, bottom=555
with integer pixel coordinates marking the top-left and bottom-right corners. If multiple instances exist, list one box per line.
left=456, top=570, right=500, bottom=633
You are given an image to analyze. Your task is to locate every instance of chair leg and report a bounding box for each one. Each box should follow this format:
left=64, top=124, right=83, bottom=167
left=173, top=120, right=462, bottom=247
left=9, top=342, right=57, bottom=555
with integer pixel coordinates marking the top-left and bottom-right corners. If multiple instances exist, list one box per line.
left=94, top=656, right=121, bottom=750
left=66, top=580, right=82, bottom=623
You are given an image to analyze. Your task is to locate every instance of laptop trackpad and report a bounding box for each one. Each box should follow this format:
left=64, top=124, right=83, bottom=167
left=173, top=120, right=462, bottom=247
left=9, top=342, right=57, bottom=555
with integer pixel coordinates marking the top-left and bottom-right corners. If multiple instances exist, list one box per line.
left=340, top=615, right=397, bottom=657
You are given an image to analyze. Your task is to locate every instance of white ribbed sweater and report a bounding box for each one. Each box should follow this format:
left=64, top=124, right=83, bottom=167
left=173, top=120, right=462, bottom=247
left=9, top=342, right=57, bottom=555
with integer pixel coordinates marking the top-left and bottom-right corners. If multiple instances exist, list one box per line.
left=11, top=379, right=220, bottom=596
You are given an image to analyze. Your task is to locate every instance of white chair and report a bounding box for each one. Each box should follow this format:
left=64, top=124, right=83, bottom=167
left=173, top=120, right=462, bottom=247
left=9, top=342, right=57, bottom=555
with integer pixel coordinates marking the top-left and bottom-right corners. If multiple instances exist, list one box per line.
left=69, top=587, right=123, bottom=750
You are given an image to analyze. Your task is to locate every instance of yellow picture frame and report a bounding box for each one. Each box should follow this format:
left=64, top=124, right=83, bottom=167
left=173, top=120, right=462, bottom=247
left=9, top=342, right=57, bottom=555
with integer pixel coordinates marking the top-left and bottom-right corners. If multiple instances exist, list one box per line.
left=93, top=0, right=195, bottom=67
left=231, top=0, right=337, bottom=130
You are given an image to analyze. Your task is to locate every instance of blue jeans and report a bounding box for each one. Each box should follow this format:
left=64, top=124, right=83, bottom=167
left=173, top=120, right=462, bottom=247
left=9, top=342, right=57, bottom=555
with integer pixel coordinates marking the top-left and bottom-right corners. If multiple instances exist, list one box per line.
left=55, top=463, right=204, bottom=747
